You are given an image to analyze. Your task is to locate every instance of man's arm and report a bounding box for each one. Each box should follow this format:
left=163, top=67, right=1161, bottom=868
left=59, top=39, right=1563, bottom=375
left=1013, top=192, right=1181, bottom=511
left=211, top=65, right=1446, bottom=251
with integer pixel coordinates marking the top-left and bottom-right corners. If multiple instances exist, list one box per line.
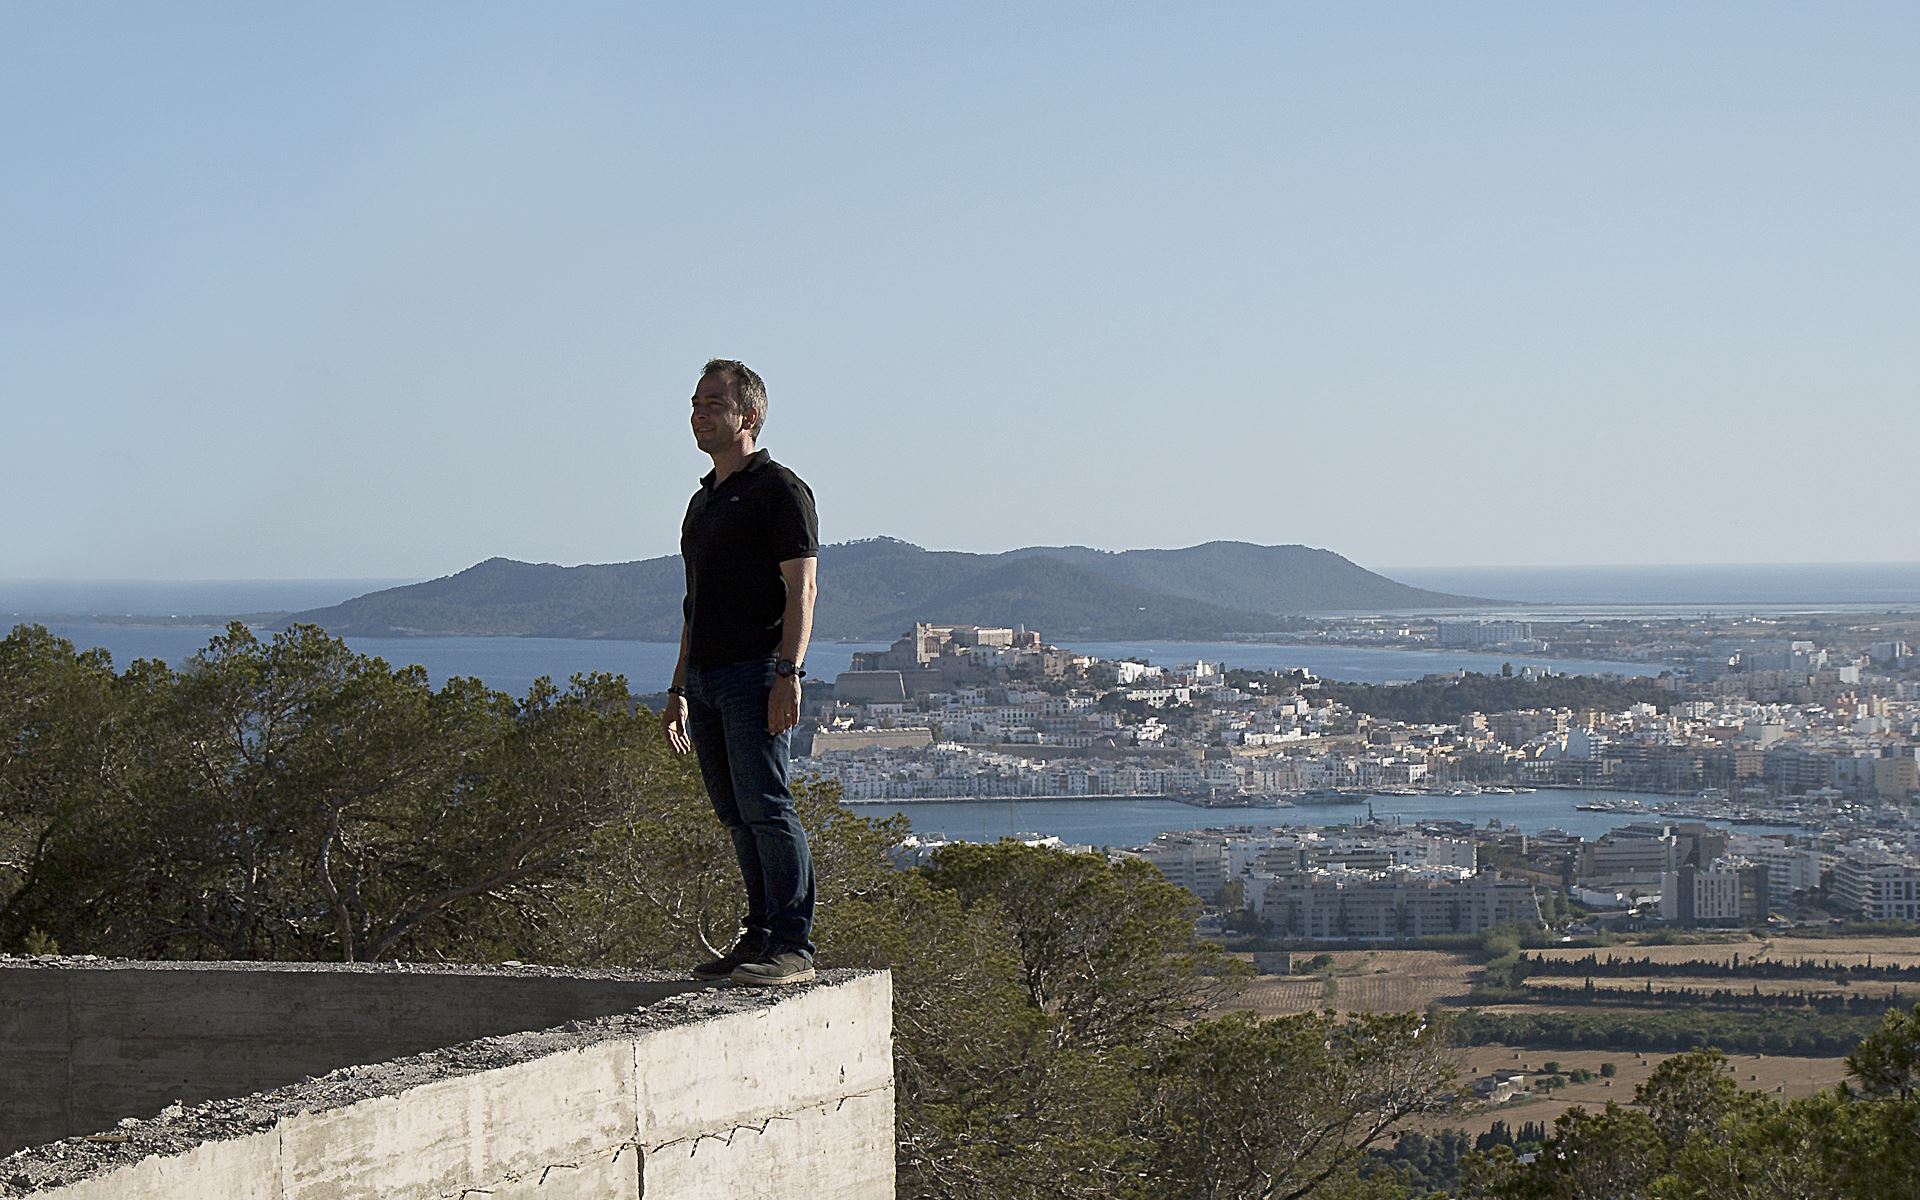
left=767, top=556, right=817, bottom=735
left=662, top=621, right=691, bottom=754
left=776, top=556, right=817, bottom=667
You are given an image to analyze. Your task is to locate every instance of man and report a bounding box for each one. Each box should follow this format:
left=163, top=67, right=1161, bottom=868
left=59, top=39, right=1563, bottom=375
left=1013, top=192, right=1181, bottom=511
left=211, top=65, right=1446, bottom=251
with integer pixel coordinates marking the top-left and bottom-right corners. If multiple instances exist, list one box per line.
left=661, top=358, right=820, bottom=986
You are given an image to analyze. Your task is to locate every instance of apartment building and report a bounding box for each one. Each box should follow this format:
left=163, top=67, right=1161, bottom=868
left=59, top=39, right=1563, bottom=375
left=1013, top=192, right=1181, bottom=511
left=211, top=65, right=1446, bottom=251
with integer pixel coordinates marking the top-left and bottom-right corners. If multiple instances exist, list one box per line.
left=1578, top=822, right=1728, bottom=890
left=1830, top=850, right=1920, bottom=922
left=1659, top=861, right=1768, bottom=926
left=1436, top=621, right=1535, bottom=648
left=1727, top=834, right=1824, bottom=896
left=1245, top=868, right=1542, bottom=939
left=1131, top=832, right=1230, bottom=900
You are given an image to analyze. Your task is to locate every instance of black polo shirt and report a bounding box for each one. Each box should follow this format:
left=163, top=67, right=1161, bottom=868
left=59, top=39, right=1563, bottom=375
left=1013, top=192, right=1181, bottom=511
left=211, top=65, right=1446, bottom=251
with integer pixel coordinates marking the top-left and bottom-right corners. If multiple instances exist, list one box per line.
left=680, top=449, right=819, bottom=668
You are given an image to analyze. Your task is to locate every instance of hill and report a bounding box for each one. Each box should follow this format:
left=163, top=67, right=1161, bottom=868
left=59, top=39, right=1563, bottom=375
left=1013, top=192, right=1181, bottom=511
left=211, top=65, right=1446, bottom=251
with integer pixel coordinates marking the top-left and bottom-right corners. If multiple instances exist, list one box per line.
left=286, top=538, right=1492, bottom=641
left=1003, top=541, right=1478, bottom=615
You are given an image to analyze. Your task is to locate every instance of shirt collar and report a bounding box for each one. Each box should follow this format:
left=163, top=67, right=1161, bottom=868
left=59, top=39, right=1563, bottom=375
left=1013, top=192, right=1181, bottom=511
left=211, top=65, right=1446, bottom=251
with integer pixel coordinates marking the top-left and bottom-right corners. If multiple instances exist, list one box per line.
left=699, top=448, right=772, bottom=491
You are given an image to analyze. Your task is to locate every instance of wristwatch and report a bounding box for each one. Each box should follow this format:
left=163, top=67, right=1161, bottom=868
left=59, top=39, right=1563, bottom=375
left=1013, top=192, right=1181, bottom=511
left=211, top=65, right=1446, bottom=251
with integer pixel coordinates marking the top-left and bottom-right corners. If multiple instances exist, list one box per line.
left=775, top=659, right=807, bottom=679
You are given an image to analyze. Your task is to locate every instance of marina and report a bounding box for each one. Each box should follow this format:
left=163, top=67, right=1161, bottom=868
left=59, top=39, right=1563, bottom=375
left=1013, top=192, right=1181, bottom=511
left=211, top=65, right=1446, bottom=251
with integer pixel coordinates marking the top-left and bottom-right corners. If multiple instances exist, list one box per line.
left=844, top=787, right=1816, bottom=847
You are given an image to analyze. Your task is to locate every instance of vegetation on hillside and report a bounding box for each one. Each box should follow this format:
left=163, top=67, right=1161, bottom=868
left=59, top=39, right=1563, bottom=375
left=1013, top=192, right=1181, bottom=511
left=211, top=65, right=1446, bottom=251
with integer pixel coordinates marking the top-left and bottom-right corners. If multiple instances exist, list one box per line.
left=1522, top=950, right=1920, bottom=982
left=1452, top=1008, right=1885, bottom=1057
left=1, top=622, right=1458, bottom=1200
left=10, top=620, right=1919, bottom=1198
left=1458, top=1024, right=1920, bottom=1200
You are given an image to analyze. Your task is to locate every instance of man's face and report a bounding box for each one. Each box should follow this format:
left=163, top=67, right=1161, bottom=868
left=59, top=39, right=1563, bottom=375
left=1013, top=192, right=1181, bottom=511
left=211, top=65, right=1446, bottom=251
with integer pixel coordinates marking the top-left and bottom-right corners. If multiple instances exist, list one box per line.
left=690, top=372, right=752, bottom=454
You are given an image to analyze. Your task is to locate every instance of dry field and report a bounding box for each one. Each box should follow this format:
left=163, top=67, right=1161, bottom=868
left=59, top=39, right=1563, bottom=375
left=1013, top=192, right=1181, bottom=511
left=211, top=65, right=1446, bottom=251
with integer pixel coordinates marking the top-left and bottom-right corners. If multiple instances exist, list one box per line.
left=1408, top=1045, right=1853, bottom=1139
left=1763, top=936, right=1920, bottom=967
left=1218, top=949, right=1480, bottom=1017
left=1530, top=939, right=1757, bottom=967
left=1217, top=936, right=1920, bottom=1018
left=1529, top=934, right=1920, bottom=970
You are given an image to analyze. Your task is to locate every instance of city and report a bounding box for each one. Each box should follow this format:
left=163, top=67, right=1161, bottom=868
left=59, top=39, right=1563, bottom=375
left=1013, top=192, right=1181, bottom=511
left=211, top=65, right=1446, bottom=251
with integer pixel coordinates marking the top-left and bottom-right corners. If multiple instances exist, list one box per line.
left=797, top=620, right=1920, bottom=934
left=8, top=3, right=1919, bottom=1196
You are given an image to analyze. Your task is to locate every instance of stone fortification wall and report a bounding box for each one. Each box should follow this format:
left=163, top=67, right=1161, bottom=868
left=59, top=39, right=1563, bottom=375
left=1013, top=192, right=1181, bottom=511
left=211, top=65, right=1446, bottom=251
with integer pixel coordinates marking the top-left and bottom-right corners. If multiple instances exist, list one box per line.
left=811, top=727, right=935, bottom=753
left=0, top=959, right=893, bottom=1199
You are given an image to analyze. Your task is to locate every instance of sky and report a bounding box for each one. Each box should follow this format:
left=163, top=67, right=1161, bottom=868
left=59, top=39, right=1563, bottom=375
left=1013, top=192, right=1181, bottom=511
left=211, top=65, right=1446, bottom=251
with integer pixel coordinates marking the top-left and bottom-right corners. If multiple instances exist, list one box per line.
left=3, top=2, right=1916, bottom=582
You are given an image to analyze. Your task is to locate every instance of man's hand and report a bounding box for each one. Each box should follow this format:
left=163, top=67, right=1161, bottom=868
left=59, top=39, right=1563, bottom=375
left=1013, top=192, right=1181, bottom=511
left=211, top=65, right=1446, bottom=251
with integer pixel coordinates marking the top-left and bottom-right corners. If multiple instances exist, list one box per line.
left=767, top=673, right=802, bottom=735
left=661, top=695, right=691, bottom=754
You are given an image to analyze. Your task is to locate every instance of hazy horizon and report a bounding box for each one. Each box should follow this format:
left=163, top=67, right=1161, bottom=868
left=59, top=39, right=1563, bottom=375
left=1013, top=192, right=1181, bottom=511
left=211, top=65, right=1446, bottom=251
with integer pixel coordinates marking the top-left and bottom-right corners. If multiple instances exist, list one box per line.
left=7, top=554, right=1920, bottom=622
left=7, top=550, right=1920, bottom=588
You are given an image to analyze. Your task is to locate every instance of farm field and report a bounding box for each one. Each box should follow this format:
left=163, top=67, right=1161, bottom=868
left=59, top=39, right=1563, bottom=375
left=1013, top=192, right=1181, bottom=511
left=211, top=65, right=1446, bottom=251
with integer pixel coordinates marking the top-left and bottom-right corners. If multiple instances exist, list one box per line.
left=1219, top=949, right=1479, bottom=1016
left=1219, top=934, right=1915, bottom=1142
left=1410, top=1045, right=1853, bottom=1139
left=1216, top=936, right=1920, bottom=1017
left=1529, top=934, right=1920, bottom=969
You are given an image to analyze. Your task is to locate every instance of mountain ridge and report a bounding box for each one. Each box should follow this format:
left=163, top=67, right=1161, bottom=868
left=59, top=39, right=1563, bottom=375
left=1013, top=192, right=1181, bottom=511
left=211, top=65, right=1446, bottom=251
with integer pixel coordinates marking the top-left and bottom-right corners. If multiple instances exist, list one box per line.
left=285, top=539, right=1498, bottom=641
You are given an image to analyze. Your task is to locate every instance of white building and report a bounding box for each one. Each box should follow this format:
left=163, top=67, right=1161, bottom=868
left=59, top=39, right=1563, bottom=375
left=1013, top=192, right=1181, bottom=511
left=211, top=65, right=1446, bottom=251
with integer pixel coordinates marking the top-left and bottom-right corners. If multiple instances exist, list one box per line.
left=1659, top=861, right=1752, bottom=924
left=1830, top=850, right=1920, bottom=922
left=1436, top=620, right=1535, bottom=647
left=1130, top=833, right=1230, bottom=899
left=1727, top=834, right=1824, bottom=895
left=1245, top=867, right=1541, bottom=939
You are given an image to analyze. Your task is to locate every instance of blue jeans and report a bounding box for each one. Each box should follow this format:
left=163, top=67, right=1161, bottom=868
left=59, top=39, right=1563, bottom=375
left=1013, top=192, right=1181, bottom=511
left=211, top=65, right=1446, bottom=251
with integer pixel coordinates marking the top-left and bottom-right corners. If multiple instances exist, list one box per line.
left=685, top=657, right=816, bottom=957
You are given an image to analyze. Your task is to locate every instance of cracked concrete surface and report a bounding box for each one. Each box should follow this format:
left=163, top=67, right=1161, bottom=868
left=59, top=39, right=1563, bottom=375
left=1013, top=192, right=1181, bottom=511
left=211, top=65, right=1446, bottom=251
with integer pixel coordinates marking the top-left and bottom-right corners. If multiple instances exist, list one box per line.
left=0, top=958, right=893, bottom=1198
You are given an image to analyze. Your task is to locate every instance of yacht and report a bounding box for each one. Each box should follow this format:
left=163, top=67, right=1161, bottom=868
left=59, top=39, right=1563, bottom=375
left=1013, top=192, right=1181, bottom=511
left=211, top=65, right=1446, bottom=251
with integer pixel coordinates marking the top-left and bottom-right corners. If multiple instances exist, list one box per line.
left=1297, top=788, right=1368, bottom=805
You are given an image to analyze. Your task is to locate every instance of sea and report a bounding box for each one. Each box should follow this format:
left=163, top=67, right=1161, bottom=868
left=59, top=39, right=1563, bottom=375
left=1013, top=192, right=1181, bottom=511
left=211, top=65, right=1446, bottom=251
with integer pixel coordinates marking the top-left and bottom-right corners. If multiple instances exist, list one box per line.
left=0, top=574, right=1697, bottom=695
left=10, top=621, right=1659, bottom=697
left=843, top=792, right=1806, bottom=847
left=5, top=570, right=1883, bottom=850
left=6, top=562, right=1916, bottom=698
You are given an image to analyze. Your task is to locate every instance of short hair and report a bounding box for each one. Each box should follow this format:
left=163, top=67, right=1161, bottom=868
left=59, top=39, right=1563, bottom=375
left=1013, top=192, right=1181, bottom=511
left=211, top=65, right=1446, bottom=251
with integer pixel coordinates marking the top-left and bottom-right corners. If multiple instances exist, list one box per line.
left=700, top=358, right=768, bottom=435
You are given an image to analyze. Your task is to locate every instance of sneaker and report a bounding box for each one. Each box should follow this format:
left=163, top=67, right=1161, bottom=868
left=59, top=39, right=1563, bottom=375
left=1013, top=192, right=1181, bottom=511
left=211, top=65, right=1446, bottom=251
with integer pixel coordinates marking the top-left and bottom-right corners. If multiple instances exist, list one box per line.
left=730, top=948, right=817, bottom=987
left=690, top=931, right=768, bottom=981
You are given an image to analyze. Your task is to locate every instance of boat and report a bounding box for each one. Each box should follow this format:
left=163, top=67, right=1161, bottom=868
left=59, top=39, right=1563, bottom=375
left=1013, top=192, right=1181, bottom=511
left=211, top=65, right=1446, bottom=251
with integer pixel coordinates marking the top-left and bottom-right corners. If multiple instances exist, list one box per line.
left=1174, top=792, right=1294, bottom=809
left=1575, top=798, right=1646, bottom=813
left=1296, top=788, right=1369, bottom=805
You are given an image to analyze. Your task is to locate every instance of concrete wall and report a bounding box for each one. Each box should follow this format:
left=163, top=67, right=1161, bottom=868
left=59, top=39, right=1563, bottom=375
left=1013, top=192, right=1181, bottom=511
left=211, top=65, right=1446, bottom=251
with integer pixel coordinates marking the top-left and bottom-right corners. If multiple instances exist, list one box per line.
left=0, top=960, right=713, bottom=1156
left=0, top=961, right=893, bottom=1199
